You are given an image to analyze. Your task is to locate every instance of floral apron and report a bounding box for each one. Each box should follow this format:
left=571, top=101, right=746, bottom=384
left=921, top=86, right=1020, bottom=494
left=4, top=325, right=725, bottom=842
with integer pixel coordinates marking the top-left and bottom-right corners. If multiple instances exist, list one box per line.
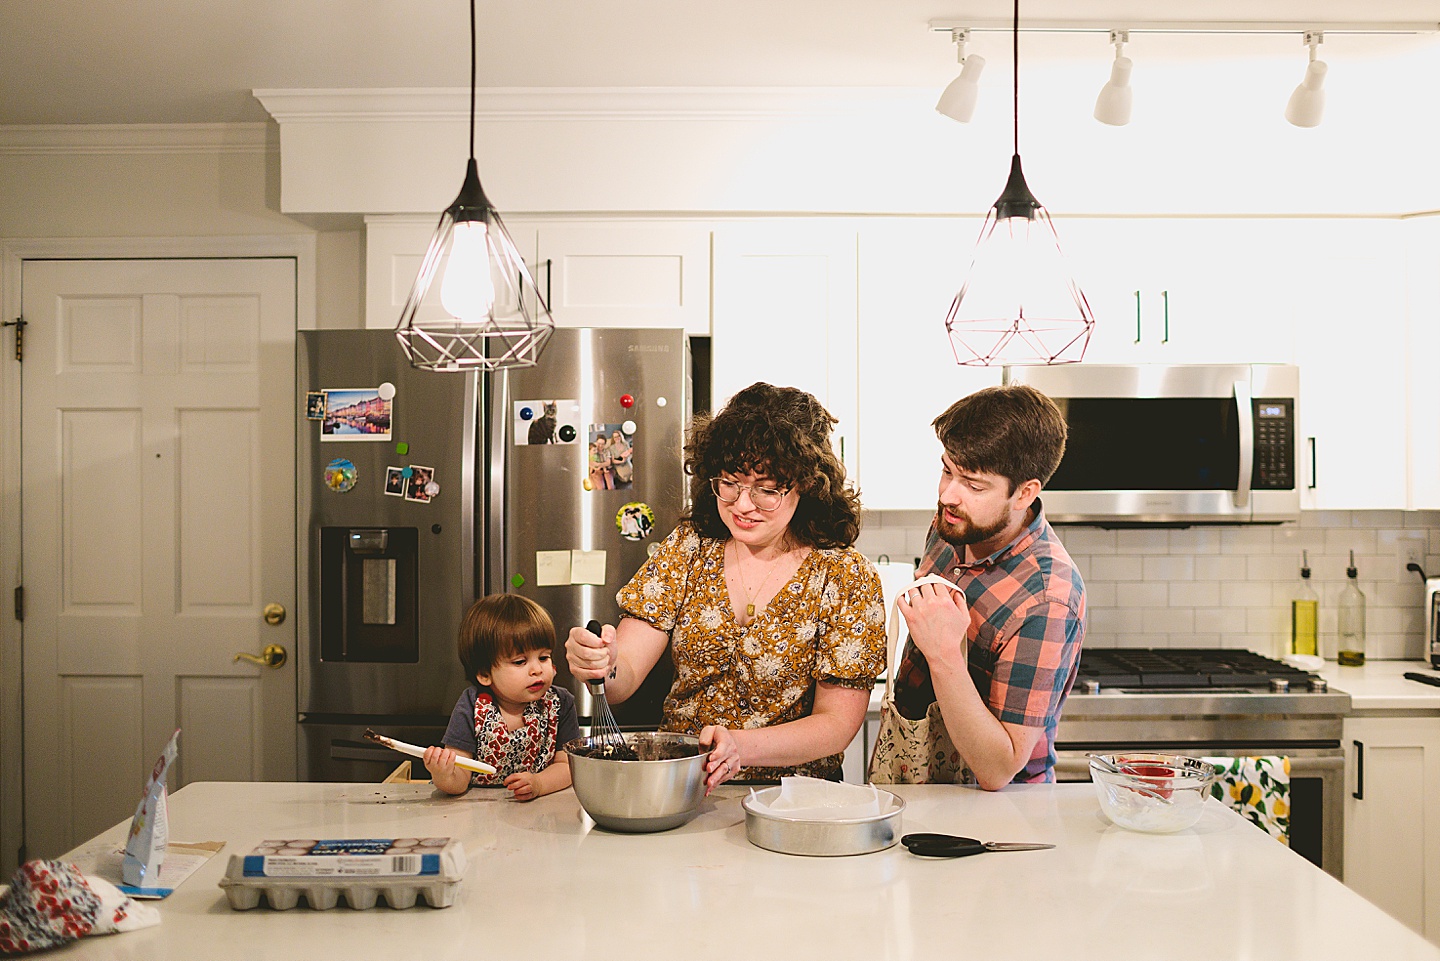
left=470, top=688, right=560, bottom=786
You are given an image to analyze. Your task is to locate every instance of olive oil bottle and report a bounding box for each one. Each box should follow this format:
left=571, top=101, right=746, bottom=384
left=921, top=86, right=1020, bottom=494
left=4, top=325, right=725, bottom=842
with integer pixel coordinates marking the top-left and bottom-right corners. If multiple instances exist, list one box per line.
left=1290, top=551, right=1318, bottom=658
left=1337, top=550, right=1367, bottom=666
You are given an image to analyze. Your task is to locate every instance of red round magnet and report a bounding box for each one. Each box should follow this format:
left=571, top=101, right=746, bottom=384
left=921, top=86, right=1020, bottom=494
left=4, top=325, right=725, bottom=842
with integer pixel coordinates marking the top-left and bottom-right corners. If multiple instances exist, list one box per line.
left=620, top=394, right=635, bottom=409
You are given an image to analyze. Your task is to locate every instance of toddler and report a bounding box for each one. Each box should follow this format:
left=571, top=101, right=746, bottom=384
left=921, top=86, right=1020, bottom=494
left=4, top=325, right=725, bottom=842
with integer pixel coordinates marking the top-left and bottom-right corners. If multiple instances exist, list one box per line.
left=424, top=594, right=578, bottom=800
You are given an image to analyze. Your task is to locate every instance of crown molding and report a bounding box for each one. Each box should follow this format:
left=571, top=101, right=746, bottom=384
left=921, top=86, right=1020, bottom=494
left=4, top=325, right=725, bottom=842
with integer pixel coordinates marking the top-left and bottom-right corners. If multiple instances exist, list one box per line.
left=0, top=122, right=273, bottom=156
left=252, top=86, right=932, bottom=123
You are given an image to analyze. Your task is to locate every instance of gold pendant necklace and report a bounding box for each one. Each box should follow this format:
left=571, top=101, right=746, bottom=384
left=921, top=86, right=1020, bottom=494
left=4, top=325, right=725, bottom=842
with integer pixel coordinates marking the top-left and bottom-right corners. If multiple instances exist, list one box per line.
left=733, top=540, right=787, bottom=619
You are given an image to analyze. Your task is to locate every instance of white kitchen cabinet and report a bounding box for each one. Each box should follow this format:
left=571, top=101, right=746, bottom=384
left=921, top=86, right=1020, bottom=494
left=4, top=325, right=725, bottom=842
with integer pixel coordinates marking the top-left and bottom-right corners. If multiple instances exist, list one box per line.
left=1292, top=221, right=1408, bottom=510
left=1343, top=716, right=1440, bottom=942
left=855, top=219, right=999, bottom=511
left=1059, top=218, right=1299, bottom=366
left=711, top=222, right=858, bottom=470
left=1405, top=216, right=1440, bottom=510
left=364, top=215, right=538, bottom=331
left=536, top=222, right=711, bottom=336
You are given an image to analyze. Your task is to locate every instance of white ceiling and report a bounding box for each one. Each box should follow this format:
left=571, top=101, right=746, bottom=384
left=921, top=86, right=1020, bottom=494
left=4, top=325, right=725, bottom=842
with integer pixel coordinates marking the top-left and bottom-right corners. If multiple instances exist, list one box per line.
left=4, top=0, right=1439, bottom=126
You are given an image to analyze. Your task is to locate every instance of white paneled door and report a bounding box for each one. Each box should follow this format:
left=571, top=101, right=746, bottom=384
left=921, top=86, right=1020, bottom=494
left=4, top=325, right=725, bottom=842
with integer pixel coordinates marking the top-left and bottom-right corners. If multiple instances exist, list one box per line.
left=21, top=259, right=297, bottom=859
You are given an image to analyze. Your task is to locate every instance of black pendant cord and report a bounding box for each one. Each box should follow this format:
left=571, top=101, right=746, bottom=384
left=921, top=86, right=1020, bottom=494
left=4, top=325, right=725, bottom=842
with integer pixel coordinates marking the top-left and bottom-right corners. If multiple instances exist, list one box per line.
left=1011, top=0, right=1019, bottom=156
left=467, top=0, right=477, bottom=163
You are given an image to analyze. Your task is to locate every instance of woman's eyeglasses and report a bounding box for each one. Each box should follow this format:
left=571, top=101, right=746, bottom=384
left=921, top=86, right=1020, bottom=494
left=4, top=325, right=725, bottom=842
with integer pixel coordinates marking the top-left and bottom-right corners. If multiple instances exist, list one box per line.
left=710, top=477, right=788, bottom=512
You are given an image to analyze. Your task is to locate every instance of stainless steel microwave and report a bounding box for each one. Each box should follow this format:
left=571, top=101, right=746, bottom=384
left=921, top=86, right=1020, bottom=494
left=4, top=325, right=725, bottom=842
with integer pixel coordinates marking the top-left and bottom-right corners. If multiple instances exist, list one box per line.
left=1003, top=364, right=1300, bottom=524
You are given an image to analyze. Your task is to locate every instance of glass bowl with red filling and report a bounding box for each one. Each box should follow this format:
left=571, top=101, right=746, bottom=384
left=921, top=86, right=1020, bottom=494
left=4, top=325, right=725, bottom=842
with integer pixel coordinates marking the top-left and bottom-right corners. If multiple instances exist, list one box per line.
left=1088, top=753, right=1218, bottom=833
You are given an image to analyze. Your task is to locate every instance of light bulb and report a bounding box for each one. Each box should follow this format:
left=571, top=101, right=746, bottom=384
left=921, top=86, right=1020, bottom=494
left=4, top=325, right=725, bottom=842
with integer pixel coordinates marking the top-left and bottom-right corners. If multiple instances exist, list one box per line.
left=439, top=221, right=496, bottom=320
left=936, top=55, right=986, bottom=123
left=1093, top=56, right=1133, bottom=126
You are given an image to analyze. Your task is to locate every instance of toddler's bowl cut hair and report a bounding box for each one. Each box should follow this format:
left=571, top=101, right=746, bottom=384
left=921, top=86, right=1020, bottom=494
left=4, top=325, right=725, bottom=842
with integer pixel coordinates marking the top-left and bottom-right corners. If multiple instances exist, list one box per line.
left=684, top=382, right=861, bottom=549
left=457, top=593, right=556, bottom=681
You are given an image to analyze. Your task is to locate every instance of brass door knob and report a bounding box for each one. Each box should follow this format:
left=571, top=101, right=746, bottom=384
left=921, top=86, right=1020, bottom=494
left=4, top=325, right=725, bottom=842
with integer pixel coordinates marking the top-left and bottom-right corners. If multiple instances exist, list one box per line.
left=262, top=603, right=286, bottom=626
left=234, top=644, right=287, bottom=669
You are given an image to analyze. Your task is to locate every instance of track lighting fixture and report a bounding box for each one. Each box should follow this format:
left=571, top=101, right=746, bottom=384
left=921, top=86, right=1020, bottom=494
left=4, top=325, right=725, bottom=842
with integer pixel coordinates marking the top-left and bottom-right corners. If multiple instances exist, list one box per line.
left=936, top=28, right=987, bottom=123
left=1285, top=31, right=1327, bottom=128
left=1093, top=30, right=1133, bottom=126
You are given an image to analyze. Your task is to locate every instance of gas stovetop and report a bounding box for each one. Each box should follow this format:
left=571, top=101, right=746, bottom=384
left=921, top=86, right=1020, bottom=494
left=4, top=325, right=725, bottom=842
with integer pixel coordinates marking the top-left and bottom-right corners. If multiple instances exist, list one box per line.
left=1074, top=648, right=1325, bottom=693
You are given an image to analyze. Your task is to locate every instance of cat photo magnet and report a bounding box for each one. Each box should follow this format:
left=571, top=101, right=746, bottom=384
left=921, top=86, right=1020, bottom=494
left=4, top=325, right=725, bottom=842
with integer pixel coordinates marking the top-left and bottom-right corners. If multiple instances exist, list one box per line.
left=513, top=399, right=582, bottom=445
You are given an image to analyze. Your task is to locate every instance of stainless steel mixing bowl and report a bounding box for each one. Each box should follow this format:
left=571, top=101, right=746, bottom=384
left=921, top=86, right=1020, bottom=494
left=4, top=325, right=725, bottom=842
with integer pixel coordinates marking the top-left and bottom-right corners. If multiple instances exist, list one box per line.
left=564, top=732, right=708, bottom=832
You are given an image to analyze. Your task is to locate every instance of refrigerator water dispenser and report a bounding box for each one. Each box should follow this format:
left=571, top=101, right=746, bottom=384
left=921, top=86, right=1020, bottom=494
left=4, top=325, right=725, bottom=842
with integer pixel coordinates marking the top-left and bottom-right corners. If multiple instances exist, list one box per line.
left=319, top=527, right=419, bottom=662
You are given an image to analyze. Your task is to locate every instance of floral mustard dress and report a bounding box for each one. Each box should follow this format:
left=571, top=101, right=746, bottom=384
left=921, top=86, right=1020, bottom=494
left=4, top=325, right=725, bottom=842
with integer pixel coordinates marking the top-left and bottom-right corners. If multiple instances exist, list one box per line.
left=616, top=522, right=887, bottom=780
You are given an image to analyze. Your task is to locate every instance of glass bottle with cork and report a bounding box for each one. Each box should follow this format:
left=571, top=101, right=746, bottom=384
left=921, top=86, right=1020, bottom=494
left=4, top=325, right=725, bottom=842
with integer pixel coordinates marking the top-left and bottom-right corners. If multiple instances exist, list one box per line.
left=1337, top=549, right=1367, bottom=666
left=1290, top=550, right=1318, bottom=658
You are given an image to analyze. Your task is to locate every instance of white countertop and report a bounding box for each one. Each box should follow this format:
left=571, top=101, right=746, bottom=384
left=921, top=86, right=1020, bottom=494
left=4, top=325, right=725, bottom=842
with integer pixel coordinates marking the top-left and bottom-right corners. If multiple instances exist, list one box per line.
left=1319, top=660, right=1440, bottom=712
left=56, top=780, right=1440, bottom=961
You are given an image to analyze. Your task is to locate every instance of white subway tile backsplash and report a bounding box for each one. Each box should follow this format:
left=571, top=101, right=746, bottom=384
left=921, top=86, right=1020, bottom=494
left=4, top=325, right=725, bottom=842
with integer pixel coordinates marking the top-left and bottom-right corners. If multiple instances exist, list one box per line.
left=1167, top=528, right=1221, bottom=555
left=1116, top=582, right=1169, bottom=608
left=1193, top=556, right=1243, bottom=581
left=1087, top=556, right=1145, bottom=581
left=1169, top=581, right=1220, bottom=607
left=1143, top=555, right=1194, bottom=581
left=1220, top=581, right=1272, bottom=609
left=1220, top=527, right=1277, bottom=555
left=1324, top=528, right=1378, bottom=555
left=863, top=511, right=1438, bottom=660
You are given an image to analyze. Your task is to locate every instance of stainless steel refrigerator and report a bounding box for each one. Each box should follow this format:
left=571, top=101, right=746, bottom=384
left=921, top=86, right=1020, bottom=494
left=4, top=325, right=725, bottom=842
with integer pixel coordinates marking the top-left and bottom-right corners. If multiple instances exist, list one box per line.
left=296, top=329, right=478, bottom=780
left=486, top=327, right=689, bottom=728
left=295, top=327, right=689, bottom=781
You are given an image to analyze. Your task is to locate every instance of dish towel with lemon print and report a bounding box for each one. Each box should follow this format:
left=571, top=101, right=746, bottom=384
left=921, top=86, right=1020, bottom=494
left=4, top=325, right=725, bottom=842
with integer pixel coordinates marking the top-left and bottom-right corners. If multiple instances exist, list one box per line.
left=1202, top=755, right=1290, bottom=844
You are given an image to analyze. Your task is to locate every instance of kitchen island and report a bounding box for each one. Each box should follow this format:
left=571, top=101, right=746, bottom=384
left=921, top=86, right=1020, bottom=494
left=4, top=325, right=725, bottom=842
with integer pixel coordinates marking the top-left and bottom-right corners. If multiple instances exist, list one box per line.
left=55, top=780, right=1439, bottom=961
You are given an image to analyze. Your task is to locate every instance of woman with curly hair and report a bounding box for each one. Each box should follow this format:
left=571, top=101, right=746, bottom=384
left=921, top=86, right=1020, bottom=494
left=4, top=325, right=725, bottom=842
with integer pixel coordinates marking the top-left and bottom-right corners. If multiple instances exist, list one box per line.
left=566, top=383, right=886, bottom=792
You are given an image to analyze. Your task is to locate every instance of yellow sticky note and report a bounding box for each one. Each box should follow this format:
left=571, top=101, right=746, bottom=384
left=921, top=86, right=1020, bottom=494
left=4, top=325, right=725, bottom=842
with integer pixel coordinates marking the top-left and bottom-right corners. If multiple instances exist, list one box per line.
left=570, top=550, right=607, bottom=585
left=535, top=550, right=572, bottom=587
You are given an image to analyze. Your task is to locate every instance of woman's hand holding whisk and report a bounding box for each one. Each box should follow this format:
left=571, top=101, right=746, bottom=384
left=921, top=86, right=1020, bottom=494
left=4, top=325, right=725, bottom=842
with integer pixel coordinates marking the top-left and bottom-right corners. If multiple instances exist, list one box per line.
left=566, top=622, right=616, bottom=682
left=699, top=725, right=742, bottom=795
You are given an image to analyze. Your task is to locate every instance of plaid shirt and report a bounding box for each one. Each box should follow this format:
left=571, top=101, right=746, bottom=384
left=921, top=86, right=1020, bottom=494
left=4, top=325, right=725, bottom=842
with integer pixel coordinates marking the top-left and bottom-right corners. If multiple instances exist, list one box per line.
left=894, top=501, right=1086, bottom=783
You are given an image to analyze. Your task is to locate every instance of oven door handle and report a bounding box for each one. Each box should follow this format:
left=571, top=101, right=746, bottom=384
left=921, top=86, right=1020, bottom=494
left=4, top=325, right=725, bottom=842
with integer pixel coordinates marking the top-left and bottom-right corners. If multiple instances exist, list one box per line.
left=1233, top=378, right=1253, bottom=510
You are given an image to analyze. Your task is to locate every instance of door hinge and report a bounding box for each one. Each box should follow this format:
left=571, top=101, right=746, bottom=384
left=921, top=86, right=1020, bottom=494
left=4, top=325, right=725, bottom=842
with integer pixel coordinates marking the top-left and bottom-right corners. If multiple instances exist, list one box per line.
left=2, top=317, right=26, bottom=362
left=13, top=585, right=22, bottom=622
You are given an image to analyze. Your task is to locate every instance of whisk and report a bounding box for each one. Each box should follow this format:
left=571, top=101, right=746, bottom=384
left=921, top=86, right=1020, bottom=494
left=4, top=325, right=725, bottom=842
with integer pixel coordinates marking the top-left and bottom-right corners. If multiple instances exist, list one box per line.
left=585, top=620, right=637, bottom=760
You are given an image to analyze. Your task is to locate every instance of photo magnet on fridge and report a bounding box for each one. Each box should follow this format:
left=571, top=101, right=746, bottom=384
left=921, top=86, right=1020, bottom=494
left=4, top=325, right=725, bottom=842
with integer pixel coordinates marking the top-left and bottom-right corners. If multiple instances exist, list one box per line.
left=321, top=388, right=392, bottom=441
left=305, top=391, right=327, bottom=420
left=513, top=400, right=581, bottom=445
left=384, top=466, right=406, bottom=497
left=588, top=424, right=635, bottom=491
left=404, top=465, right=435, bottom=503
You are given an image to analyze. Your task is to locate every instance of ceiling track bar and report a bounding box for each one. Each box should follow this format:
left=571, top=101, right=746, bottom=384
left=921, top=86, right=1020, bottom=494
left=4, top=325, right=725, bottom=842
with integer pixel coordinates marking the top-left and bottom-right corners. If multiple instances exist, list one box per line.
left=927, top=18, right=1440, bottom=36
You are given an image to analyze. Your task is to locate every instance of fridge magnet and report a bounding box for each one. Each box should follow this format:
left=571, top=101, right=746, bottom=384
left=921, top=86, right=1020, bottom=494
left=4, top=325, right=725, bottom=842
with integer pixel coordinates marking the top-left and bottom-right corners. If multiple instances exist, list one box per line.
left=513, top=400, right=581, bottom=446
left=404, top=466, right=435, bottom=503
left=324, top=458, right=358, bottom=493
left=588, top=424, right=635, bottom=491
left=377, top=382, right=396, bottom=401
left=384, top=466, right=406, bottom=497
left=305, top=391, right=327, bottom=420
left=321, top=388, right=392, bottom=442
left=616, top=502, right=655, bottom=541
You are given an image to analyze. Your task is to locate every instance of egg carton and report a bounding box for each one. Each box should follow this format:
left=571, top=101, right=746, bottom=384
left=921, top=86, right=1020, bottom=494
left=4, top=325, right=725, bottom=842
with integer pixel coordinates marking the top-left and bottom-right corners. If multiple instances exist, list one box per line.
left=219, top=838, right=465, bottom=910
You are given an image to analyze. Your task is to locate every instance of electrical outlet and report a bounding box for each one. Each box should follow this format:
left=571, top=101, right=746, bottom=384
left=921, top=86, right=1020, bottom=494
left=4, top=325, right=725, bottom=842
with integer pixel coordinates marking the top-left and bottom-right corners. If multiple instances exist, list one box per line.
left=1397, top=541, right=1427, bottom=582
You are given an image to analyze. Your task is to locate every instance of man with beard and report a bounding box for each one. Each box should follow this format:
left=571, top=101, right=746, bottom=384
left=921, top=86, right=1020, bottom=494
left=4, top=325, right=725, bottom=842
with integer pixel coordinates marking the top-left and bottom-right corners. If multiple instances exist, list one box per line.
left=893, top=384, right=1086, bottom=789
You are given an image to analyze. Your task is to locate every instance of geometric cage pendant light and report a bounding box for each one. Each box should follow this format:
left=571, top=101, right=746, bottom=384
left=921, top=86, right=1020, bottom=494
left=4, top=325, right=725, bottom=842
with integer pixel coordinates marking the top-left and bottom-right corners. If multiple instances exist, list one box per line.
left=395, top=0, right=554, bottom=372
left=945, top=0, right=1094, bottom=366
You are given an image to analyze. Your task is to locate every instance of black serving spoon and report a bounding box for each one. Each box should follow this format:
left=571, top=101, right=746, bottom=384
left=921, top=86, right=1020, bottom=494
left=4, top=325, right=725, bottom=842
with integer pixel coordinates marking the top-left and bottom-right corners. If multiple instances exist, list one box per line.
left=901, top=833, right=1056, bottom=858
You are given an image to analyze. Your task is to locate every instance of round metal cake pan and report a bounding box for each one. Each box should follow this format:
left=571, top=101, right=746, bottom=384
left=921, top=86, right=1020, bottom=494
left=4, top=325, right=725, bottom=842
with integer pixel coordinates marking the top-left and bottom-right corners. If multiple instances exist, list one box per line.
left=741, top=787, right=905, bottom=857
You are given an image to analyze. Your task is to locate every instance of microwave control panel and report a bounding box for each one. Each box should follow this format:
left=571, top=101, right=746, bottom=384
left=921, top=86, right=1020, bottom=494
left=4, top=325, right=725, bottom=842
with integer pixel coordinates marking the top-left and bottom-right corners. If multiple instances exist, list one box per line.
left=1252, top=398, right=1295, bottom=490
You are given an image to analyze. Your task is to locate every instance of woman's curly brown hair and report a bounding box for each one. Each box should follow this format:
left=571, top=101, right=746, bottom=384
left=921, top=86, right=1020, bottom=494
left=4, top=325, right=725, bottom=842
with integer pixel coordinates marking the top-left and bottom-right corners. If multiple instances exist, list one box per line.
left=682, top=382, right=861, bottom=549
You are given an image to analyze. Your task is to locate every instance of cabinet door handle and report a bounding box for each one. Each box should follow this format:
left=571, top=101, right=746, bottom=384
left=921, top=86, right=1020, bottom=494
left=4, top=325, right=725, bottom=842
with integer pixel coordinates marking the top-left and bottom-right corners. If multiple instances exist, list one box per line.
left=1308, top=437, right=1318, bottom=490
left=1161, top=290, right=1169, bottom=344
left=1353, top=739, right=1365, bottom=800
left=1133, top=291, right=1141, bottom=343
